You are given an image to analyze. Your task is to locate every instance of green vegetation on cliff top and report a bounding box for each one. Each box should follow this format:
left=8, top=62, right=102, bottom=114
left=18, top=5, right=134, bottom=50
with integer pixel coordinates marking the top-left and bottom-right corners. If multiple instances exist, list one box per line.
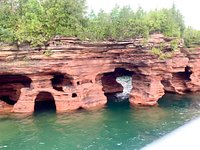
left=0, top=0, right=200, bottom=47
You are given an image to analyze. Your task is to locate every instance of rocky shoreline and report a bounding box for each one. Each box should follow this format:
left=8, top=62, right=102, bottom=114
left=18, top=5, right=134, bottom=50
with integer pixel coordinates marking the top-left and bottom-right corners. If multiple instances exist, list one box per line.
left=0, top=34, right=200, bottom=113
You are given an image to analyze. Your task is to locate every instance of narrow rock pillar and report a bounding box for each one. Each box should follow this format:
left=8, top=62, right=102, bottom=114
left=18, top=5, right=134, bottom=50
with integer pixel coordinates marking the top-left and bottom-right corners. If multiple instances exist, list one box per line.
left=13, top=88, right=36, bottom=113
left=129, top=75, right=165, bottom=106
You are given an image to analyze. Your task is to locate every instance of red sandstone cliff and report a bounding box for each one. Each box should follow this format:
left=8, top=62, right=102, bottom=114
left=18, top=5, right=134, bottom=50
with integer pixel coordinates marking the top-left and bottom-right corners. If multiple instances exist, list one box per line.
left=0, top=34, right=200, bottom=113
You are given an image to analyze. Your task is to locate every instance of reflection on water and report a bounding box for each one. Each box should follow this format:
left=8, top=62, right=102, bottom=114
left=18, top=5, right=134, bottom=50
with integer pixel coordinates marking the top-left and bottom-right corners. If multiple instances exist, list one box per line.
left=0, top=93, right=200, bottom=150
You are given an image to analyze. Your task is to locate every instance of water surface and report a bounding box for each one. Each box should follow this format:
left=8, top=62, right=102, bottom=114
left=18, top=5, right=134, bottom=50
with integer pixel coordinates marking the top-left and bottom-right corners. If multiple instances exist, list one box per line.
left=1, top=93, right=200, bottom=150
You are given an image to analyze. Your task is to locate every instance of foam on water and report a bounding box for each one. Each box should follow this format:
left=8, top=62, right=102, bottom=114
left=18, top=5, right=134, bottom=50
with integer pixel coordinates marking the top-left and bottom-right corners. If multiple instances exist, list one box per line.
left=116, top=76, right=132, bottom=100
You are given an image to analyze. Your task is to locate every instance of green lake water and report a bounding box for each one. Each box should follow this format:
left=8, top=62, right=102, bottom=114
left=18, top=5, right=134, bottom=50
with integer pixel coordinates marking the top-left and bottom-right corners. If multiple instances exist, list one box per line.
left=1, top=93, right=200, bottom=150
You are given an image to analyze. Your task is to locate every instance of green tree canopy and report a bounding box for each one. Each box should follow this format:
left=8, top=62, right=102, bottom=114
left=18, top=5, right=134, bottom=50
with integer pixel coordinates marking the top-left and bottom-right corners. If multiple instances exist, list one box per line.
left=0, top=0, right=86, bottom=46
left=0, top=1, right=199, bottom=48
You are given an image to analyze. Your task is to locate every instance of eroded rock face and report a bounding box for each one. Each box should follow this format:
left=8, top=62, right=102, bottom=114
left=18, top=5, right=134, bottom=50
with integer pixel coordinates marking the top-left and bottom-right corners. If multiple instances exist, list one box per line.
left=0, top=101, right=13, bottom=113
left=0, top=34, right=200, bottom=113
left=100, top=74, right=123, bottom=94
left=129, top=75, right=165, bottom=106
left=186, top=50, right=200, bottom=92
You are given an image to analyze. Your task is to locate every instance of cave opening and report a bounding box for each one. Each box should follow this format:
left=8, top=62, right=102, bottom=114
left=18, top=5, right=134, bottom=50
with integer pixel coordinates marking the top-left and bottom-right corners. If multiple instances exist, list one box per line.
left=0, top=75, right=32, bottom=88
left=159, top=66, right=193, bottom=105
left=98, top=68, right=133, bottom=106
left=173, top=66, right=192, bottom=81
left=184, top=66, right=192, bottom=81
left=0, top=96, right=16, bottom=105
left=34, top=92, right=56, bottom=112
left=0, top=74, right=32, bottom=107
left=162, top=66, right=193, bottom=94
left=72, top=93, right=77, bottom=98
left=51, top=73, right=73, bottom=91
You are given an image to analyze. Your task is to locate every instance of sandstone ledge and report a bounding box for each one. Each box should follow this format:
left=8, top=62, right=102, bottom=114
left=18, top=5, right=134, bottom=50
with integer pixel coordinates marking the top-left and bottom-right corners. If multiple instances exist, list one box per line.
left=0, top=34, right=200, bottom=113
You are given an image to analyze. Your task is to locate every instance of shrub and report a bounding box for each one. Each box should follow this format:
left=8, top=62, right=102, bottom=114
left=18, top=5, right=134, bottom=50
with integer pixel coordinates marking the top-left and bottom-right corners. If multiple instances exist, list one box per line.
left=151, top=47, right=162, bottom=56
left=43, top=50, right=54, bottom=57
left=170, top=39, right=179, bottom=51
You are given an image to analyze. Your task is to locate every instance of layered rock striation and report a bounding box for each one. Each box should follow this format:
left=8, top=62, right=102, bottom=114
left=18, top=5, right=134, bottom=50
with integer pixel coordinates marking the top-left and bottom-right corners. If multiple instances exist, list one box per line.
left=0, top=34, right=200, bottom=113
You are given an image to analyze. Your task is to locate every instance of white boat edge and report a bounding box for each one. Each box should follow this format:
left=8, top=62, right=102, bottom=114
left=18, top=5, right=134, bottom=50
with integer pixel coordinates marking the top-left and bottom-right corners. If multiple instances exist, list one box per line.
left=141, top=117, right=200, bottom=150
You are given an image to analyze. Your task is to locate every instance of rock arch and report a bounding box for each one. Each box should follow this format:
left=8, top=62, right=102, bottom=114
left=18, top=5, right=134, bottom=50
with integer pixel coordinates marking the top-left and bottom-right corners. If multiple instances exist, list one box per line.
left=96, top=68, right=133, bottom=104
left=34, top=91, right=56, bottom=112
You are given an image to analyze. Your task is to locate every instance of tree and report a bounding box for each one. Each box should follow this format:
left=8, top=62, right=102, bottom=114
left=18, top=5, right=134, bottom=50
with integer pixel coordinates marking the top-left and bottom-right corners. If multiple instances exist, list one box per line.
left=42, top=0, right=86, bottom=37
left=0, top=1, right=196, bottom=48
left=0, top=0, right=87, bottom=46
left=0, top=0, right=17, bottom=42
left=184, top=27, right=200, bottom=48
left=15, top=0, right=46, bottom=46
left=84, top=10, right=111, bottom=40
